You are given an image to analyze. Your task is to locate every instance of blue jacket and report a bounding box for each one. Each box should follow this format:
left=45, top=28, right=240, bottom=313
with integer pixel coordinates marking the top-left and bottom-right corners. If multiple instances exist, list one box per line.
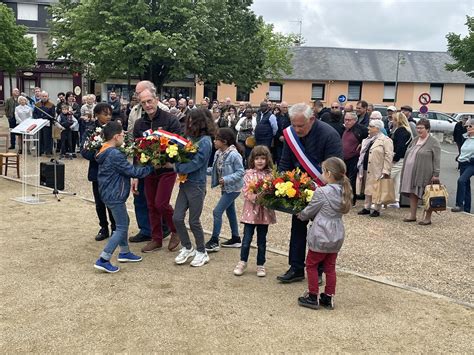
left=279, top=120, right=343, bottom=173
left=210, top=147, right=244, bottom=192
left=175, top=136, right=212, bottom=185
left=80, top=121, right=105, bottom=182
left=96, top=146, right=153, bottom=205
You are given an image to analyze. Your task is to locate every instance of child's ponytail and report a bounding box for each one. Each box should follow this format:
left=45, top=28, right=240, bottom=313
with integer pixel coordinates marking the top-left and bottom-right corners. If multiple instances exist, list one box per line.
left=339, top=174, right=353, bottom=214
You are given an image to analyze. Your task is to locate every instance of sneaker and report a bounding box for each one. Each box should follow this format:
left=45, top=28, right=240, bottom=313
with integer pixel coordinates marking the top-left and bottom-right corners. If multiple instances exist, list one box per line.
left=141, top=240, right=162, bottom=253
left=451, top=206, right=463, bottom=213
left=129, top=232, right=151, bottom=243
left=370, top=210, right=380, bottom=217
left=175, top=247, right=196, bottom=265
left=117, top=252, right=143, bottom=263
left=71, top=153, right=77, bottom=158
left=256, top=265, right=266, bottom=277
left=221, top=237, right=242, bottom=248
left=298, top=291, right=320, bottom=310
left=190, top=251, right=210, bottom=267
left=95, top=228, right=109, bottom=241
left=233, top=261, right=247, bottom=276
left=205, top=239, right=220, bottom=252
left=94, top=259, right=120, bottom=273
left=387, top=202, right=400, bottom=209
left=319, top=293, right=335, bottom=310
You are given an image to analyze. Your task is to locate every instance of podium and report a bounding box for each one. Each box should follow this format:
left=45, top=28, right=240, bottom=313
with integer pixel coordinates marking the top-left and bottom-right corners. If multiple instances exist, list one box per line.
left=11, top=118, right=48, bottom=204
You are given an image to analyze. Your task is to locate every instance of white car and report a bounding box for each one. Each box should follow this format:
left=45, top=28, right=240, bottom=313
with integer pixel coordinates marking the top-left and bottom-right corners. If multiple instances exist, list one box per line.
left=451, top=113, right=474, bottom=122
left=412, top=110, right=457, bottom=134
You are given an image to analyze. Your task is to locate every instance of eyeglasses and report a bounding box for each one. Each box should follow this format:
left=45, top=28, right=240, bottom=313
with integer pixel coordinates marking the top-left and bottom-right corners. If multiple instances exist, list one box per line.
left=331, top=106, right=339, bottom=109
left=467, top=125, right=473, bottom=128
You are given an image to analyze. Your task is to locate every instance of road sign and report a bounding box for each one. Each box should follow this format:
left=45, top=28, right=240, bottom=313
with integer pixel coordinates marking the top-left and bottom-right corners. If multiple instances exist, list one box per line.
left=419, top=105, right=428, bottom=114
left=418, top=92, right=431, bottom=105
left=338, top=95, right=347, bottom=103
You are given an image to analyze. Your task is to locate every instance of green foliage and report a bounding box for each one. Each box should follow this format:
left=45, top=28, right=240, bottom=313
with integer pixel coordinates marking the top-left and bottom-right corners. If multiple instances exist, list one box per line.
left=0, top=4, right=36, bottom=75
left=446, top=15, right=474, bottom=77
left=48, top=0, right=294, bottom=90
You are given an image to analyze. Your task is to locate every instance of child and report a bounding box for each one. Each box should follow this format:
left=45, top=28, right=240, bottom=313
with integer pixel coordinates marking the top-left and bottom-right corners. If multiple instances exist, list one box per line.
left=296, top=157, right=352, bottom=309
left=233, top=145, right=276, bottom=277
left=58, top=104, right=77, bottom=159
left=172, top=109, right=214, bottom=267
left=94, top=121, right=154, bottom=273
left=80, top=103, right=115, bottom=241
left=205, top=127, right=245, bottom=252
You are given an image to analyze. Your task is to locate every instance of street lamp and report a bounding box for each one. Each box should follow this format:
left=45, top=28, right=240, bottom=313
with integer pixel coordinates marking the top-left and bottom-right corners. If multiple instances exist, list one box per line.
left=394, top=51, right=406, bottom=105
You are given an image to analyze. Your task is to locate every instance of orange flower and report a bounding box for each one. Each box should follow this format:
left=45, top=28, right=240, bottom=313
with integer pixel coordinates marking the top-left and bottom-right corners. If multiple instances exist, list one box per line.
left=177, top=174, right=188, bottom=184
left=300, top=173, right=310, bottom=185
left=286, top=169, right=296, bottom=179
left=160, top=136, right=170, bottom=146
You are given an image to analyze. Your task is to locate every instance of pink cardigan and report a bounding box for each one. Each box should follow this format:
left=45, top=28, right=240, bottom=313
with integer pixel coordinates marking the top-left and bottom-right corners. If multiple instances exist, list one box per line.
left=240, top=169, right=277, bottom=225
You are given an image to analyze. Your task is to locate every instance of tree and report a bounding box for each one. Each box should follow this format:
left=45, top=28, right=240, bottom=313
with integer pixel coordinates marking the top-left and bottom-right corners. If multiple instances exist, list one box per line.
left=446, top=15, right=474, bottom=78
left=0, top=3, right=36, bottom=93
left=48, top=0, right=294, bottom=91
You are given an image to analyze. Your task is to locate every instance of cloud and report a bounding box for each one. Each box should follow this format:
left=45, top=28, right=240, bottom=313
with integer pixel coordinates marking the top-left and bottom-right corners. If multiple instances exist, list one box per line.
left=251, top=0, right=473, bottom=51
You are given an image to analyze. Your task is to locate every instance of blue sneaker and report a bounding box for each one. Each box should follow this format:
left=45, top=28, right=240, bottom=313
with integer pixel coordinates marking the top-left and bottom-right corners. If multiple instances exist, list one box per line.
left=117, top=252, right=143, bottom=263
left=94, top=259, right=120, bottom=273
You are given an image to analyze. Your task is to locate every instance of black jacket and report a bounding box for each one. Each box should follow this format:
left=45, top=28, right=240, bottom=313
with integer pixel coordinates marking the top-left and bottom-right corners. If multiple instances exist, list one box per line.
left=279, top=120, right=343, bottom=172
left=350, top=123, right=369, bottom=144
left=275, top=112, right=291, bottom=145
left=453, top=121, right=467, bottom=147
left=391, top=127, right=412, bottom=162
left=357, top=112, right=370, bottom=126
left=318, top=107, right=331, bottom=123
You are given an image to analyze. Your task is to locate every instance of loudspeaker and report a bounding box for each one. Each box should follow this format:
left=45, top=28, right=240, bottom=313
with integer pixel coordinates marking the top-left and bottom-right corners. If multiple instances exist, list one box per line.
left=40, top=160, right=65, bottom=191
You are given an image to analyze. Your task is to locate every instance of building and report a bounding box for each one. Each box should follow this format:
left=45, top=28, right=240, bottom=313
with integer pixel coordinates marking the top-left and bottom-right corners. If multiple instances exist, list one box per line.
left=201, top=47, right=474, bottom=113
left=0, top=0, right=82, bottom=104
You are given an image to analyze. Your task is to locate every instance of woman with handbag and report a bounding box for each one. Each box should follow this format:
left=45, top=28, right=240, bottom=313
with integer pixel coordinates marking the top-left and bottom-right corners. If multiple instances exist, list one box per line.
left=400, top=118, right=441, bottom=225
left=452, top=118, right=474, bottom=213
left=357, top=120, right=394, bottom=217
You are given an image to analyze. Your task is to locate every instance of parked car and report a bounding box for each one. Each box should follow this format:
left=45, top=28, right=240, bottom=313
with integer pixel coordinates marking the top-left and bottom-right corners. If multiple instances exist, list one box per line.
left=412, top=110, right=457, bottom=133
left=451, top=113, right=474, bottom=122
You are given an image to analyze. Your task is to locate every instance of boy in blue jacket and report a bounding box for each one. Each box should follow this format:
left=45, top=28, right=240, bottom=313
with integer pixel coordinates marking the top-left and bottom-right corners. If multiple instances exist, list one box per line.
left=94, top=121, right=154, bottom=273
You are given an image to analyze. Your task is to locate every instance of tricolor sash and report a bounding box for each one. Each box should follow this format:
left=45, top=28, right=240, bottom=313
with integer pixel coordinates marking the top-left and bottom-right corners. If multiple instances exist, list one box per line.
left=143, top=129, right=189, bottom=146
left=283, top=126, right=326, bottom=186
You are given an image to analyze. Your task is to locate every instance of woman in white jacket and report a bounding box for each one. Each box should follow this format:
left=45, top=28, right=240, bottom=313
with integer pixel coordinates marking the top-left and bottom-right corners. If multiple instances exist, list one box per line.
left=14, top=96, right=33, bottom=154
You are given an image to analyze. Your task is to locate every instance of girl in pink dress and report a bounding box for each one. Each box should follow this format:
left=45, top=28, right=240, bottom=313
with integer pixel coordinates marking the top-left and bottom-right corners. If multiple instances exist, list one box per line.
left=234, top=146, right=276, bottom=277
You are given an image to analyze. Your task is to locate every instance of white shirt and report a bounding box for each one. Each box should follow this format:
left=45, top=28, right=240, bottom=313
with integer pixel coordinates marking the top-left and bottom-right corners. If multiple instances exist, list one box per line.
left=15, top=104, right=33, bottom=124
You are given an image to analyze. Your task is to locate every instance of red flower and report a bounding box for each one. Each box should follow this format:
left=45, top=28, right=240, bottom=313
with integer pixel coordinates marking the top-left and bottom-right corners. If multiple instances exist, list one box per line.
left=272, top=177, right=284, bottom=186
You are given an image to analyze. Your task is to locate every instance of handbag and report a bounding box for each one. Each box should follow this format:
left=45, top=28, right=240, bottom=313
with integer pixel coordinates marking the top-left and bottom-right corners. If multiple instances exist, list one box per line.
left=245, top=136, right=256, bottom=148
left=373, top=178, right=396, bottom=205
left=423, top=184, right=448, bottom=211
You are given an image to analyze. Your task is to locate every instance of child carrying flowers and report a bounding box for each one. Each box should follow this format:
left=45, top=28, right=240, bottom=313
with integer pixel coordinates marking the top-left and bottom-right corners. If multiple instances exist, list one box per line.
left=296, top=157, right=352, bottom=310
left=205, top=128, right=245, bottom=252
left=234, top=145, right=276, bottom=277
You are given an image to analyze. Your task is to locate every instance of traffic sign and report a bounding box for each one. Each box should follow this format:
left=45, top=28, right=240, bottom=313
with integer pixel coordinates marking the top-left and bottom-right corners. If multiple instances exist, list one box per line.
left=338, top=95, right=347, bottom=103
left=419, top=105, right=428, bottom=114
left=418, top=92, right=431, bottom=105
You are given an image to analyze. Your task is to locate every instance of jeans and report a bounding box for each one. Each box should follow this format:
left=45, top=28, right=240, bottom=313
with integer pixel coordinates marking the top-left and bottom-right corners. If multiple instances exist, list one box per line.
left=173, top=182, right=206, bottom=252
left=456, top=162, right=473, bottom=213
left=210, top=191, right=241, bottom=241
left=100, top=203, right=130, bottom=260
left=144, top=172, right=177, bottom=242
left=92, top=181, right=116, bottom=230
left=133, top=178, right=151, bottom=236
left=240, top=223, right=268, bottom=265
left=306, top=250, right=338, bottom=295
left=8, top=116, right=16, bottom=147
left=60, top=129, right=72, bottom=155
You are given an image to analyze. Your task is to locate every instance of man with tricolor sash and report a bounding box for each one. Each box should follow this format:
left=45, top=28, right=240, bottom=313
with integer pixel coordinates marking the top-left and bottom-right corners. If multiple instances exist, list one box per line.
left=277, top=103, right=343, bottom=283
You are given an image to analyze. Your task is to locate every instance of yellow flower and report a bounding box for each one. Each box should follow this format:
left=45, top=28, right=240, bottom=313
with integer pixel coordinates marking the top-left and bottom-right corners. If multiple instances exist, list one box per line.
left=185, top=142, right=197, bottom=153
left=286, top=187, right=297, bottom=198
left=140, top=153, right=149, bottom=164
left=166, top=145, right=178, bottom=158
left=305, top=189, right=314, bottom=202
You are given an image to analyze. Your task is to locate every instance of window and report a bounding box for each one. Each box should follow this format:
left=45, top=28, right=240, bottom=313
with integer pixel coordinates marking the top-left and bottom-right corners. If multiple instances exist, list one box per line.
left=383, top=82, right=395, bottom=102
left=348, top=81, right=362, bottom=101
left=430, top=84, right=444, bottom=103
left=464, top=85, right=474, bottom=104
left=236, top=86, right=250, bottom=102
left=311, top=84, right=325, bottom=100
left=24, top=34, right=37, bottom=49
left=268, top=82, right=283, bottom=102
left=17, top=3, right=38, bottom=21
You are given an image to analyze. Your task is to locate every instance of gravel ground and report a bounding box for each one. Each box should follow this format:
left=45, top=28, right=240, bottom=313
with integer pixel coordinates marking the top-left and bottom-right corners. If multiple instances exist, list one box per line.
left=1, top=119, right=472, bottom=304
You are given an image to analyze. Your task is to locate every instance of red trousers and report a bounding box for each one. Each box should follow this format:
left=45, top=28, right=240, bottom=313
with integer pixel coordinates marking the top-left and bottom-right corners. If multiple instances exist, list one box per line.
left=144, top=172, right=177, bottom=242
left=306, top=250, right=338, bottom=295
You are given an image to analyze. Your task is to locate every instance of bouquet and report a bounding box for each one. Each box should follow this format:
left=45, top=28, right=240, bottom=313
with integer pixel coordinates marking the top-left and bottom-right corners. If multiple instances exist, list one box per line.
left=255, top=168, right=316, bottom=214
left=133, top=129, right=198, bottom=183
left=82, top=127, right=104, bottom=151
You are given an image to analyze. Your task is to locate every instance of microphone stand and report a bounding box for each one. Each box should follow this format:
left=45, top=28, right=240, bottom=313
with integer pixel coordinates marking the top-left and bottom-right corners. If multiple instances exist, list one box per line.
left=28, top=96, right=76, bottom=201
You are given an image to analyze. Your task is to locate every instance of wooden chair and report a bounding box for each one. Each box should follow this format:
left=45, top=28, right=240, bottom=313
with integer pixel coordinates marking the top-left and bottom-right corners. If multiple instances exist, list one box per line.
left=0, top=133, right=20, bottom=178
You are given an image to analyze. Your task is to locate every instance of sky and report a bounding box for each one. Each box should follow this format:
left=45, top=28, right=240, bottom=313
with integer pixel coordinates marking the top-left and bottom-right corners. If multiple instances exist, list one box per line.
left=251, top=0, right=473, bottom=52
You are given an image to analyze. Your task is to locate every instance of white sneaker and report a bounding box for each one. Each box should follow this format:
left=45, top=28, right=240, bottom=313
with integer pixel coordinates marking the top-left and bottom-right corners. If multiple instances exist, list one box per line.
left=190, top=251, right=209, bottom=267
left=233, top=261, right=247, bottom=276
left=175, top=247, right=195, bottom=265
left=387, top=202, right=400, bottom=209
left=256, top=265, right=266, bottom=277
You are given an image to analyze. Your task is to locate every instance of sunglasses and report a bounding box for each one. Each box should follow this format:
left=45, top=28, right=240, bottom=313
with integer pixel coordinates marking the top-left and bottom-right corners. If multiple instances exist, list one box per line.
left=467, top=125, right=473, bottom=128
left=331, top=106, right=339, bottom=109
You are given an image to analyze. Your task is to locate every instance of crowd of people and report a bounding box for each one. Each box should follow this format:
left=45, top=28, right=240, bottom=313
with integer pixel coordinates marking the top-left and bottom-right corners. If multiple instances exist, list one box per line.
left=3, top=81, right=473, bottom=310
